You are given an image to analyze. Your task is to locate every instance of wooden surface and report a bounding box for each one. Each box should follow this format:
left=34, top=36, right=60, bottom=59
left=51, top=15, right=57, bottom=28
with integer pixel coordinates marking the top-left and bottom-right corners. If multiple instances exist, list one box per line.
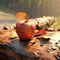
left=0, top=29, right=57, bottom=60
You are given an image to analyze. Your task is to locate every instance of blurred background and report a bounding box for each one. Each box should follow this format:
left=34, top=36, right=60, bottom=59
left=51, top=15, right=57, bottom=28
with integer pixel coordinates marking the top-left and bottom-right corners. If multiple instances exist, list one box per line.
left=0, top=0, right=60, bottom=18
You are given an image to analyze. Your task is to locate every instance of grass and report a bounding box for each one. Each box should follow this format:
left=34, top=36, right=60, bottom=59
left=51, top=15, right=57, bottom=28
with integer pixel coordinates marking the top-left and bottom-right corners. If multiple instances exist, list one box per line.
left=50, top=16, right=60, bottom=29
left=0, top=4, right=17, bottom=20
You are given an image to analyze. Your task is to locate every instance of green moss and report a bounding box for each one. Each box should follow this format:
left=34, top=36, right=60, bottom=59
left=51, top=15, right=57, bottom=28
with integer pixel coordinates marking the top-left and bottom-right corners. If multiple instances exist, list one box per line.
left=50, top=16, right=60, bottom=29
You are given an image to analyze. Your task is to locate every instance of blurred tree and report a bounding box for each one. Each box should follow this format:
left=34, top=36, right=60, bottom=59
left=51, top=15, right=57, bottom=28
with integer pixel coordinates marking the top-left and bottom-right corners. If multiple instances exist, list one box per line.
left=0, top=0, right=60, bottom=17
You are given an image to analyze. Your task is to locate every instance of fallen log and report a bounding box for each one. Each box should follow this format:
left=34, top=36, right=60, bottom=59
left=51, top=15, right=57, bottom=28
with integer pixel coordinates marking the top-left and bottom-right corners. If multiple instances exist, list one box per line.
left=0, top=30, right=56, bottom=60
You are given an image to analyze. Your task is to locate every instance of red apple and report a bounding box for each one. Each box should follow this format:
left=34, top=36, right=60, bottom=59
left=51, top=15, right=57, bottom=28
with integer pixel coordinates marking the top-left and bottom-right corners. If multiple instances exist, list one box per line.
left=16, top=20, right=36, bottom=41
